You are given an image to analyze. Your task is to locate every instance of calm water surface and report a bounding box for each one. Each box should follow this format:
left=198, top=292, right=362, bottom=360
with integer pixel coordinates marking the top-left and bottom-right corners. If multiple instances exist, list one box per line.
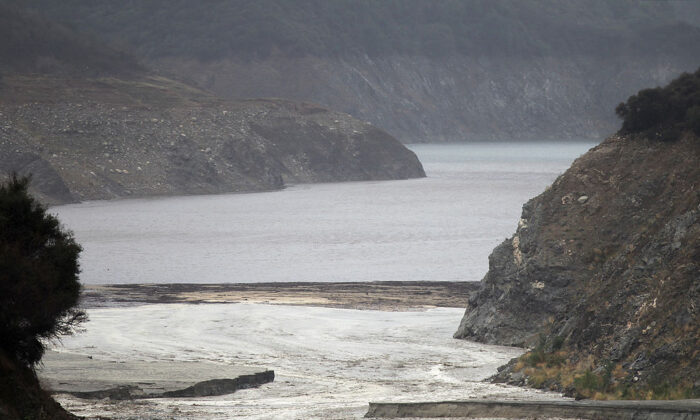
left=52, top=142, right=595, bottom=285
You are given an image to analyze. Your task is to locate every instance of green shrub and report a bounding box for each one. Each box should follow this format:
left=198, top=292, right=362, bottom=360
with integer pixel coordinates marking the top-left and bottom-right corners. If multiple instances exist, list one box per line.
left=0, top=175, right=85, bottom=366
left=551, top=335, right=565, bottom=351
left=616, top=67, right=700, bottom=140
left=574, top=369, right=603, bottom=392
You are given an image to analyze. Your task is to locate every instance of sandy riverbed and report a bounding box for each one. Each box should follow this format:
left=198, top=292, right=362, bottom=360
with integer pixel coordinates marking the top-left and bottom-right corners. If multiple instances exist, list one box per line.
left=45, top=298, right=567, bottom=419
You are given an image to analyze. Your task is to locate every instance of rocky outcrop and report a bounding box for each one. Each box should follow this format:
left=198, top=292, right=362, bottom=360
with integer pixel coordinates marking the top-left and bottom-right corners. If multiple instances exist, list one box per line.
left=0, top=75, right=424, bottom=205
left=454, top=131, right=699, bottom=397
left=38, top=351, right=275, bottom=401
left=162, top=371, right=275, bottom=398
left=65, top=371, right=275, bottom=400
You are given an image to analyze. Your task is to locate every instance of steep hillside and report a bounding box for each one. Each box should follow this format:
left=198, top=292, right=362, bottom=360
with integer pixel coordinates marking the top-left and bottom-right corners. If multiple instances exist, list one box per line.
left=23, top=0, right=700, bottom=142
left=454, top=70, right=700, bottom=399
left=0, top=5, right=424, bottom=205
left=0, top=75, right=424, bottom=205
left=0, top=351, right=77, bottom=419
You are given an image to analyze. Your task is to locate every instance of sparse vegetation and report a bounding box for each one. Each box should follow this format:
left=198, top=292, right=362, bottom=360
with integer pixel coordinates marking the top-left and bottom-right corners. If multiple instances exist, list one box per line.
left=515, top=352, right=699, bottom=400
left=522, top=335, right=565, bottom=368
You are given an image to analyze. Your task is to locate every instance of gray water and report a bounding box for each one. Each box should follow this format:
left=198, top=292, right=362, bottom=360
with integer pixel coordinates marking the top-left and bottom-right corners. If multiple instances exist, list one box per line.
left=52, top=142, right=595, bottom=285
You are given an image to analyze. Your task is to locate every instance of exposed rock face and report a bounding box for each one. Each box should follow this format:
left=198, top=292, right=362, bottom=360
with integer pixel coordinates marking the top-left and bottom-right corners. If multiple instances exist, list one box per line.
left=0, top=75, right=424, bottom=205
left=454, top=132, right=699, bottom=395
left=63, top=371, right=275, bottom=400
left=152, top=54, right=698, bottom=143
left=25, top=1, right=700, bottom=143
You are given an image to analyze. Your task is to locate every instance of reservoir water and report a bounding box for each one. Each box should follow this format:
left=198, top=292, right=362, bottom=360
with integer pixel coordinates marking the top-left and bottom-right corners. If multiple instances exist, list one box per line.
left=52, top=142, right=596, bottom=285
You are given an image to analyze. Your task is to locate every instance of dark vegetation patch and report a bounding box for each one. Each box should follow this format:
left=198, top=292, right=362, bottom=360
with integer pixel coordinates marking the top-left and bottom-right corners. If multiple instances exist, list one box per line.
left=616, top=67, right=700, bottom=141
left=0, top=175, right=85, bottom=366
left=0, top=175, right=83, bottom=418
left=0, top=2, right=141, bottom=76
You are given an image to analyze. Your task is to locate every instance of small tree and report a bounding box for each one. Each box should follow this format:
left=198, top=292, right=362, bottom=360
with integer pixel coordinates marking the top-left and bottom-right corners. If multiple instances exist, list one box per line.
left=615, top=67, right=700, bottom=140
left=0, top=175, right=85, bottom=366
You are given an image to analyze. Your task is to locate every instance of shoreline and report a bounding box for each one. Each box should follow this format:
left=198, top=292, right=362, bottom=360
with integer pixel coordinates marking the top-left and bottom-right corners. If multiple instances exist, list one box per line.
left=81, top=281, right=480, bottom=311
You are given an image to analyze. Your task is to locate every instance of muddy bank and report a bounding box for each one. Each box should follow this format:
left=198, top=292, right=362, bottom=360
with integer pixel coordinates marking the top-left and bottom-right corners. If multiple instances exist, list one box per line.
left=81, top=281, right=479, bottom=310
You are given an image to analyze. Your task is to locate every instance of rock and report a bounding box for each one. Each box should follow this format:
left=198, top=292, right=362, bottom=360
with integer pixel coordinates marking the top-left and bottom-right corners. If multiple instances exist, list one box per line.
left=37, top=351, right=275, bottom=400
left=454, top=132, right=700, bottom=395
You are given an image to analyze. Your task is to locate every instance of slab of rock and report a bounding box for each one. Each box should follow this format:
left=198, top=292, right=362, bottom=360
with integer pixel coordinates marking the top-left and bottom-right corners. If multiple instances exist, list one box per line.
left=37, top=351, right=274, bottom=400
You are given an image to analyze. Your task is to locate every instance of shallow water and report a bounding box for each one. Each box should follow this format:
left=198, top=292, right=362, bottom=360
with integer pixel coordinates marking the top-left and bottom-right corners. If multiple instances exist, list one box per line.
left=52, top=142, right=595, bottom=285
left=51, top=304, right=567, bottom=419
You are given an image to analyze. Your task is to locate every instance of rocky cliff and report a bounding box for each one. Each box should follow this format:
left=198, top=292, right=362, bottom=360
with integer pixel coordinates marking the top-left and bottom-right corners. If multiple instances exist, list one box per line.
left=0, top=4, right=424, bottom=205
left=455, top=71, right=700, bottom=399
left=0, top=75, right=424, bottom=205
left=150, top=54, right=697, bottom=143
left=25, top=0, right=700, bottom=142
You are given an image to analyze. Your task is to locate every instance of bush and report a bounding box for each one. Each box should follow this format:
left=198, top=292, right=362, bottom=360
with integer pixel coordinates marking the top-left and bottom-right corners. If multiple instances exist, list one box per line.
left=574, top=369, right=603, bottom=393
left=523, top=334, right=566, bottom=367
left=616, top=67, right=700, bottom=140
left=0, top=175, right=85, bottom=366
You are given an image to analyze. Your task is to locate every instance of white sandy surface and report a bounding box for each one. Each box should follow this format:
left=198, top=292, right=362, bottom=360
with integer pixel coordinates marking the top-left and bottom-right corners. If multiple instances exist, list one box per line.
left=49, top=303, right=566, bottom=419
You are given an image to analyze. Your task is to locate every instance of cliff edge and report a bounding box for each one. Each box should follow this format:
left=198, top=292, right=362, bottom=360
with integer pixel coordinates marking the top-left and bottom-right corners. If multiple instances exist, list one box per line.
left=455, top=69, right=700, bottom=399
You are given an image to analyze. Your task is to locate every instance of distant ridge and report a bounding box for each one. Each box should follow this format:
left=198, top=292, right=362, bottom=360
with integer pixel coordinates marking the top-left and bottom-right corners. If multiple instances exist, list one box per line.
left=23, top=0, right=700, bottom=142
left=0, top=3, right=141, bottom=76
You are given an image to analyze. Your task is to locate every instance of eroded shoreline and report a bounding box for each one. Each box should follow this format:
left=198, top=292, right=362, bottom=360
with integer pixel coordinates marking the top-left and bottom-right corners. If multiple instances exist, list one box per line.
left=81, top=281, right=480, bottom=311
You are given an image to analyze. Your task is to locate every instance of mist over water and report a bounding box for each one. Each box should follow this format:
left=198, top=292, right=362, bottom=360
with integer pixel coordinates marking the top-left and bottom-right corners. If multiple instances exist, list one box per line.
left=52, top=142, right=595, bottom=285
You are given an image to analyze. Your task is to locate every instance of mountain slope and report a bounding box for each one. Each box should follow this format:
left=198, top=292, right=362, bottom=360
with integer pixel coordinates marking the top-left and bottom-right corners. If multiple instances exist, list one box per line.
left=0, top=2, right=140, bottom=76
left=23, top=0, right=700, bottom=142
left=0, top=4, right=424, bottom=205
left=454, top=70, right=700, bottom=399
